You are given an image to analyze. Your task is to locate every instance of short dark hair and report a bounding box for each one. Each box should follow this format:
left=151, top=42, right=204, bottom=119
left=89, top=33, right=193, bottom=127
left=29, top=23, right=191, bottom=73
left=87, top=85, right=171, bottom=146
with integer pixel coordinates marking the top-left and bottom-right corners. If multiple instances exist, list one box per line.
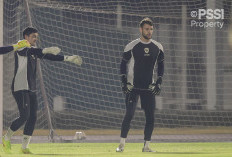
left=139, top=17, right=153, bottom=28
left=23, top=27, right=38, bottom=39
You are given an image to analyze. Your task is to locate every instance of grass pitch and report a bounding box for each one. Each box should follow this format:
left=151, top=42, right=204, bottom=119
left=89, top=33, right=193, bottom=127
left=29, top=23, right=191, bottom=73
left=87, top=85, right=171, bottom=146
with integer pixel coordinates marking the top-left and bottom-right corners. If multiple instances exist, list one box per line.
left=1, top=142, right=232, bottom=157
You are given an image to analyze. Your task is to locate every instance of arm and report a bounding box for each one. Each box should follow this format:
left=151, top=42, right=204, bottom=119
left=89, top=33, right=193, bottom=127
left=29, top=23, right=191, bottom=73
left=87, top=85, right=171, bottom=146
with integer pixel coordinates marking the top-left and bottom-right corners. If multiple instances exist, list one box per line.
left=157, top=50, right=164, bottom=78
left=120, top=49, right=132, bottom=94
left=18, top=47, right=63, bottom=61
left=0, top=46, right=14, bottom=55
left=0, top=40, right=30, bottom=55
left=120, top=48, right=132, bottom=79
left=38, top=48, right=64, bottom=61
left=39, top=47, right=82, bottom=65
left=149, top=50, right=164, bottom=95
left=18, top=47, right=82, bottom=65
left=42, top=53, right=64, bottom=61
left=34, top=47, right=63, bottom=61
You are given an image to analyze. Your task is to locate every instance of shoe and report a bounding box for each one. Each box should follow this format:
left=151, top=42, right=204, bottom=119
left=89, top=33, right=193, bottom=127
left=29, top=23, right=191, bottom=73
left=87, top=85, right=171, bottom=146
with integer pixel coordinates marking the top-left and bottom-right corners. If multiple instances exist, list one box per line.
left=21, top=148, right=33, bottom=154
left=116, top=144, right=124, bottom=152
left=2, top=137, right=11, bottom=153
left=142, top=147, right=156, bottom=152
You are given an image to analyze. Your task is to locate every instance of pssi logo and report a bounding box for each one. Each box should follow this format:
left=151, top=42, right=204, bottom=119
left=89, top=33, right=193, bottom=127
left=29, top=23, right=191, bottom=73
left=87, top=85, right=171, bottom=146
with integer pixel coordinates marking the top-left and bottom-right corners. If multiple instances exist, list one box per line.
left=191, top=9, right=224, bottom=19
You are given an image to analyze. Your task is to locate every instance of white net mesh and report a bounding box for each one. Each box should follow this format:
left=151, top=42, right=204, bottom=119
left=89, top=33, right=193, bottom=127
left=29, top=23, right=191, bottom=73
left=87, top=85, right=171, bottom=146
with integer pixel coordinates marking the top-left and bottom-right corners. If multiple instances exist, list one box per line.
left=2, top=0, right=232, bottom=142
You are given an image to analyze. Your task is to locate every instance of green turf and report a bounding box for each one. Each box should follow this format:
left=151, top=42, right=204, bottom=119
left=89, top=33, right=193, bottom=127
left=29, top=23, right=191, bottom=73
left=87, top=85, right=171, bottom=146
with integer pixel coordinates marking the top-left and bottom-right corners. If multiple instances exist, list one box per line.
left=1, top=143, right=232, bottom=157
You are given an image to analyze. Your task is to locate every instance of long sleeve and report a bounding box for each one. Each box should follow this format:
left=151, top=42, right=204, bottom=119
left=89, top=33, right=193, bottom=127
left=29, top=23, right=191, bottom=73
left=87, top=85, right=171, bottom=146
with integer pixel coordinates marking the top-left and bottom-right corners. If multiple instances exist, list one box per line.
left=120, top=50, right=132, bottom=75
left=157, top=50, right=164, bottom=77
left=0, top=46, right=14, bottom=55
left=41, top=53, right=64, bottom=61
left=120, top=49, right=132, bottom=85
left=157, top=61, right=164, bottom=77
left=18, top=47, right=64, bottom=61
left=120, top=59, right=128, bottom=75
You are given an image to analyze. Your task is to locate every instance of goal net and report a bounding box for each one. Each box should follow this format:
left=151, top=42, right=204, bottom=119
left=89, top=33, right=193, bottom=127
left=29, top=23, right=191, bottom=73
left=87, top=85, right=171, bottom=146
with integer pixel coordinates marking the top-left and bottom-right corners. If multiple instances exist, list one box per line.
left=2, top=0, right=232, bottom=142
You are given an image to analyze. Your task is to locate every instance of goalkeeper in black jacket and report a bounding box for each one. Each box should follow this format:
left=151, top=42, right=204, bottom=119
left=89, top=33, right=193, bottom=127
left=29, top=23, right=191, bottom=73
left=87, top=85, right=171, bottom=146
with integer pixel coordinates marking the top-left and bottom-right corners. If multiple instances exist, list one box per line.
left=116, top=18, right=164, bottom=152
left=2, top=27, right=82, bottom=154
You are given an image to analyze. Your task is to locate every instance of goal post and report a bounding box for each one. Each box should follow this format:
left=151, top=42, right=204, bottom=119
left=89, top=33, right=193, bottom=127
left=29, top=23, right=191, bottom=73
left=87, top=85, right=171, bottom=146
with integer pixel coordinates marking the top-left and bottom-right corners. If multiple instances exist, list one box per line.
left=2, top=0, right=232, bottom=142
left=0, top=0, right=3, bottom=144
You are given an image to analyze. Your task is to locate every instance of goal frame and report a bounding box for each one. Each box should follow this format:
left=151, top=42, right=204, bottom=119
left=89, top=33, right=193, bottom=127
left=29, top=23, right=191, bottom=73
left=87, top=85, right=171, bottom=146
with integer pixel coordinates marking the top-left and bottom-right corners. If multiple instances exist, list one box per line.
left=0, top=0, right=4, bottom=144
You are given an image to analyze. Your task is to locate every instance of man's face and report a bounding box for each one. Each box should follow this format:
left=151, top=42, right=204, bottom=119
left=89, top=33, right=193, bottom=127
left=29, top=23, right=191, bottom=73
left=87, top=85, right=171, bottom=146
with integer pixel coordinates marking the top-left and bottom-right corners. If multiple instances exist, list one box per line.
left=25, top=33, right=38, bottom=46
left=140, top=24, right=153, bottom=40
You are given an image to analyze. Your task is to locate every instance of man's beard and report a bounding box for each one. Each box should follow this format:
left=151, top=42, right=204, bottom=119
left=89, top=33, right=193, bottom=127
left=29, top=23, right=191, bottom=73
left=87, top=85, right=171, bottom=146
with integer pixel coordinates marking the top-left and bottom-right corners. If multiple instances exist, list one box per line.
left=142, top=33, right=151, bottom=40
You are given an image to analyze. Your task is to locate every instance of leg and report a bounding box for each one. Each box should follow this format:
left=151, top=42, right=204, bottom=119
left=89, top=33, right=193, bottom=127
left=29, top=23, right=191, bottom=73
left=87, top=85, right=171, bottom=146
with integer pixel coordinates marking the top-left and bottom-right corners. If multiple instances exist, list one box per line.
left=10, top=91, right=30, bottom=133
left=23, top=92, right=38, bottom=136
left=140, top=91, right=156, bottom=152
left=21, top=92, right=38, bottom=153
left=120, top=91, right=138, bottom=138
left=3, top=91, right=30, bottom=153
left=116, top=91, right=138, bottom=152
left=141, top=91, right=155, bottom=141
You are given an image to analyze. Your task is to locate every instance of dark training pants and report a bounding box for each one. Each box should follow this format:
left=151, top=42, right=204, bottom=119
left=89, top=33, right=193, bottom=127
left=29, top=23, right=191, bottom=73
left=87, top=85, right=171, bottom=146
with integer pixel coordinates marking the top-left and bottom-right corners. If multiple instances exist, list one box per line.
left=10, top=90, right=38, bottom=136
left=120, top=89, right=155, bottom=141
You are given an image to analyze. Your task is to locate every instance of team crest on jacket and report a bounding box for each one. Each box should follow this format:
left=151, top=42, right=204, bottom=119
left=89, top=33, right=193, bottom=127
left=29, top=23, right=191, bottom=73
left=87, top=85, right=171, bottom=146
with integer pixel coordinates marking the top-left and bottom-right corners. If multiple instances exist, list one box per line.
left=144, top=48, right=150, bottom=56
left=144, top=48, right=149, bottom=53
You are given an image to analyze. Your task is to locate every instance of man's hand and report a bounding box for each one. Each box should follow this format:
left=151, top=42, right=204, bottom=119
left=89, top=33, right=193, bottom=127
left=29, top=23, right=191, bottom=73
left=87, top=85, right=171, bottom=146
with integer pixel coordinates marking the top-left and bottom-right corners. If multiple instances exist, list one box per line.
left=42, top=47, right=61, bottom=55
left=121, top=75, right=133, bottom=94
left=64, top=55, right=82, bottom=66
left=13, top=40, right=30, bottom=51
left=122, top=82, right=134, bottom=94
left=149, top=83, right=161, bottom=95
left=149, top=77, right=162, bottom=95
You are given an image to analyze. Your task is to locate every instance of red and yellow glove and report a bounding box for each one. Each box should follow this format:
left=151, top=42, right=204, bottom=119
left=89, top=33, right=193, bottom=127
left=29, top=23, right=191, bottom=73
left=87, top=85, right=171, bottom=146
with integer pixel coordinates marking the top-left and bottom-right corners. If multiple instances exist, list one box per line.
left=13, top=40, right=30, bottom=51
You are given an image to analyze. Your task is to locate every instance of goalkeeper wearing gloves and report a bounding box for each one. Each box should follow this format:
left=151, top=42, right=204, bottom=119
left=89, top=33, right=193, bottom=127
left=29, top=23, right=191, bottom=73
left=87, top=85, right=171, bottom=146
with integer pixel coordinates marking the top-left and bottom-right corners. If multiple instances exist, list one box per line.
left=0, top=40, right=30, bottom=54
left=2, top=27, right=82, bottom=154
left=116, top=18, right=164, bottom=153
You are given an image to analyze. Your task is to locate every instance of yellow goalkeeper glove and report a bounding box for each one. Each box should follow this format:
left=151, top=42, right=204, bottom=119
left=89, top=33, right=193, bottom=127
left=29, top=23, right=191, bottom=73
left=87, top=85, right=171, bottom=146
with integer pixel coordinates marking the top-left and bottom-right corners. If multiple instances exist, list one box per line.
left=64, top=55, right=82, bottom=66
left=12, top=40, right=30, bottom=51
